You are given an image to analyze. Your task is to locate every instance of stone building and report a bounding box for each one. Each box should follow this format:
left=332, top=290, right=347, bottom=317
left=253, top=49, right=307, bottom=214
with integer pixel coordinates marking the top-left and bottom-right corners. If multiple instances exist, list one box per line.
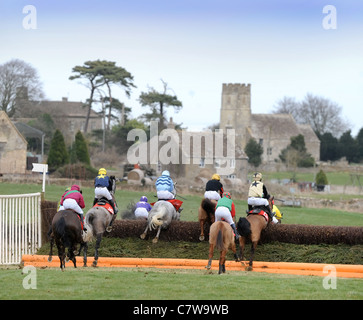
left=220, top=83, right=320, bottom=163
left=0, top=111, right=27, bottom=174
left=13, top=96, right=103, bottom=145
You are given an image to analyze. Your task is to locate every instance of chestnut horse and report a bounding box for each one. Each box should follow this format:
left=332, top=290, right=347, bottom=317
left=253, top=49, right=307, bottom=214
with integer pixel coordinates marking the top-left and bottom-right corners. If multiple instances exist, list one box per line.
left=198, top=198, right=216, bottom=241
left=237, top=198, right=273, bottom=271
left=205, top=221, right=239, bottom=274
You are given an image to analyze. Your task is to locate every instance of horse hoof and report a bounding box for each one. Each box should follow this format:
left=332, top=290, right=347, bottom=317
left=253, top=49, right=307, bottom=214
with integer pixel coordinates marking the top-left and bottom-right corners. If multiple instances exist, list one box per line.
left=140, top=233, right=146, bottom=240
left=152, top=238, right=159, bottom=244
left=47, top=256, right=52, bottom=262
left=245, top=266, right=253, bottom=271
left=106, top=226, right=112, bottom=233
left=199, top=235, right=205, bottom=241
left=83, top=264, right=87, bottom=267
left=92, top=260, right=98, bottom=267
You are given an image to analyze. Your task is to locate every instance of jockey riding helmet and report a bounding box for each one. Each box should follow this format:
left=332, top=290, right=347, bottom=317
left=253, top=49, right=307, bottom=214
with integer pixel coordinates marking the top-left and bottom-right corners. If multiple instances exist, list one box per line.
left=162, top=170, right=170, bottom=176
left=223, top=192, right=231, bottom=199
left=140, top=196, right=148, bottom=202
left=98, top=168, right=107, bottom=175
left=212, top=173, right=221, bottom=181
left=253, top=172, right=262, bottom=181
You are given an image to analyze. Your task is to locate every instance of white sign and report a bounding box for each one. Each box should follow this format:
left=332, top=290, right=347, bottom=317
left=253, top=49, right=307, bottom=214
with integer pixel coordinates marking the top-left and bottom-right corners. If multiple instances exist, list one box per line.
left=32, top=163, right=48, bottom=193
left=32, top=163, right=48, bottom=173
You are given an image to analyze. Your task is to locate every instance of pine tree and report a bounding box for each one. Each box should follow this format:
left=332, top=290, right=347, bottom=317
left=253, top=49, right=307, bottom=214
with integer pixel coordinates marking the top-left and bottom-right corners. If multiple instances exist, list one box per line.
left=74, top=130, right=90, bottom=165
left=47, top=129, right=69, bottom=172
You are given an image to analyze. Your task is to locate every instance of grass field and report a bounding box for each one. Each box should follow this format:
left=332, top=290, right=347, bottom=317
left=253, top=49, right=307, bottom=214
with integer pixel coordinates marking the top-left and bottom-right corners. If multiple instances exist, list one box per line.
left=0, top=181, right=362, bottom=300
left=1, top=266, right=362, bottom=300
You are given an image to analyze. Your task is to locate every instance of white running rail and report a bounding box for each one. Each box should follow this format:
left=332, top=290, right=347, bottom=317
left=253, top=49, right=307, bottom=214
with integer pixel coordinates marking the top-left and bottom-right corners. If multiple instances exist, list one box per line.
left=0, top=193, right=42, bottom=265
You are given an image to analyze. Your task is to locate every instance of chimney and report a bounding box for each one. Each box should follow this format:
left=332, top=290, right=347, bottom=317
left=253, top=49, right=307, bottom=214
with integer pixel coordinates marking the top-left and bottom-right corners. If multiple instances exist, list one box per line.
left=62, top=97, right=68, bottom=102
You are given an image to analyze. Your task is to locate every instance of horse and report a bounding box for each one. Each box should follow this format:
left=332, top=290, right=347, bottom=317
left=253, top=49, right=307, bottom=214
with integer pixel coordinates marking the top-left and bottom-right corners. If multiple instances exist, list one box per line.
left=205, top=221, right=239, bottom=274
left=236, top=198, right=273, bottom=271
left=82, top=176, right=118, bottom=267
left=198, top=198, right=216, bottom=241
left=140, top=200, right=180, bottom=243
left=48, top=210, right=87, bottom=271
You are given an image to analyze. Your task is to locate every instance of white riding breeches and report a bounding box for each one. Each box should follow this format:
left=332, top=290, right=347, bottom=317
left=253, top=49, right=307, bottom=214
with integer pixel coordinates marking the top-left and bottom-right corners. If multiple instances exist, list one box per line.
left=215, top=206, right=234, bottom=225
left=157, top=190, right=174, bottom=200
left=248, top=197, right=269, bottom=207
left=204, top=190, right=221, bottom=201
left=62, top=198, right=83, bottom=214
left=95, top=187, right=113, bottom=201
left=135, top=207, right=149, bottom=220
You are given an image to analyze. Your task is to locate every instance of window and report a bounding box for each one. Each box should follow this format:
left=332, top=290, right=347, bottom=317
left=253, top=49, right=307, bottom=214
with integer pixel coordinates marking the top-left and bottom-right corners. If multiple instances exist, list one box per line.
left=199, top=158, right=205, bottom=168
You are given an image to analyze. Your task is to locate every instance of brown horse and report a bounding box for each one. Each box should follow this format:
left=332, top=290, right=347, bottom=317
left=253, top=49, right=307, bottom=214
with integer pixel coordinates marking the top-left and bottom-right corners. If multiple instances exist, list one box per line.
left=205, top=221, right=239, bottom=274
left=198, top=198, right=216, bottom=241
left=237, top=198, right=272, bottom=271
left=48, top=210, right=87, bottom=270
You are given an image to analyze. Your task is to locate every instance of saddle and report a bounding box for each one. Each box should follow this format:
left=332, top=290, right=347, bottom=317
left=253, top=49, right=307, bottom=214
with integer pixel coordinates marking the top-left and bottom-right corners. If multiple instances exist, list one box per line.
left=246, top=206, right=270, bottom=222
left=93, top=199, right=115, bottom=215
left=151, top=199, right=183, bottom=212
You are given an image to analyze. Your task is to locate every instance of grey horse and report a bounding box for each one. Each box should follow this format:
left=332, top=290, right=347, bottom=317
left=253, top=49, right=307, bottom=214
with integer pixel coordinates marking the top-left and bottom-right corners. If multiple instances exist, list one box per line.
left=140, top=200, right=180, bottom=243
left=82, top=176, right=117, bottom=267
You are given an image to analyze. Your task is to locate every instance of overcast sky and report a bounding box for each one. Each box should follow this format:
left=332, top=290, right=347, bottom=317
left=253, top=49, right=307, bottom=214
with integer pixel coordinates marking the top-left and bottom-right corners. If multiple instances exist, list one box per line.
left=1, top=0, right=362, bottom=135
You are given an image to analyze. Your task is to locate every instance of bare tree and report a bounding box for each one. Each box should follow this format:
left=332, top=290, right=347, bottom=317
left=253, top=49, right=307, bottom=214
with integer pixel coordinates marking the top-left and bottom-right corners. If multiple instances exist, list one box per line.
left=298, top=93, right=348, bottom=136
left=0, top=59, right=44, bottom=116
left=272, top=96, right=300, bottom=120
left=272, top=93, right=348, bottom=137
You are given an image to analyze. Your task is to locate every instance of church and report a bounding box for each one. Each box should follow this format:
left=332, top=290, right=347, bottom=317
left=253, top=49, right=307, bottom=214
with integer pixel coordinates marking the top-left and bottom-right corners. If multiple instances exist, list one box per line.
left=219, top=83, right=320, bottom=164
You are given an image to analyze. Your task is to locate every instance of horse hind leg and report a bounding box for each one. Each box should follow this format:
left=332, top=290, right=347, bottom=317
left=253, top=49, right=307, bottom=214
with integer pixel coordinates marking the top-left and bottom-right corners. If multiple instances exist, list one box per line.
left=140, top=223, right=149, bottom=240
left=246, top=241, right=258, bottom=271
left=205, top=243, right=214, bottom=270
left=219, top=249, right=227, bottom=274
left=152, top=226, right=162, bottom=243
left=93, top=233, right=102, bottom=267
left=48, top=234, right=54, bottom=262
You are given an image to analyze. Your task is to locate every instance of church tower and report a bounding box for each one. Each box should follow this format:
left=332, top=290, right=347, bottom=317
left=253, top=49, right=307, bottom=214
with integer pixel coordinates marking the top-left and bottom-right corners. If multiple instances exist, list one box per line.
left=220, top=83, right=251, bottom=150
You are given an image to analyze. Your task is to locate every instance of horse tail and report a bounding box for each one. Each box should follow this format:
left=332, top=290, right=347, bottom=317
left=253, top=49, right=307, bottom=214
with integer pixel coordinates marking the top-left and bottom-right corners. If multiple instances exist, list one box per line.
left=216, top=223, right=225, bottom=251
left=55, top=216, right=71, bottom=248
left=237, top=217, right=251, bottom=237
left=82, top=213, right=94, bottom=242
left=150, top=211, right=164, bottom=230
left=201, top=198, right=215, bottom=220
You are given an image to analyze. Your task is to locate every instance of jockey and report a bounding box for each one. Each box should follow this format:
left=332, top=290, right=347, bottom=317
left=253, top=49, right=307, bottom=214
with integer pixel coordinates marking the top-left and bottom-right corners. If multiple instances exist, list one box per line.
left=135, top=196, right=152, bottom=220
left=215, top=192, right=239, bottom=240
left=60, top=184, right=86, bottom=230
left=271, top=197, right=283, bottom=223
left=58, top=186, right=70, bottom=211
left=247, top=172, right=277, bottom=223
left=155, top=170, right=183, bottom=213
left=155, top=170, right=175, bottom=200
left=204, top=173, right=224, bottom=201
left=94, top=168, right=118, bottom=214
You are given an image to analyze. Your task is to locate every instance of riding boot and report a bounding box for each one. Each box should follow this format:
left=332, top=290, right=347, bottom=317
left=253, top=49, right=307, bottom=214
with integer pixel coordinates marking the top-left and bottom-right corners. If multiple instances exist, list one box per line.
left=230, top=223, right=240, bottom=241
left=109, top=199, right=118, bottom=214
left=264, top=205, right=276, bottom=223
left=93, top=198, right=97, bottom=206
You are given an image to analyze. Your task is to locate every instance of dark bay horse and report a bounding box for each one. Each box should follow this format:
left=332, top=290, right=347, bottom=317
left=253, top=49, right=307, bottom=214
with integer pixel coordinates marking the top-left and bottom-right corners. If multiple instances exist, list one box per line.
left=205, top=221, right=239, bottom=274
left=48, top=210, right=87, bottom=270
left=198, top=198, right=216, bottom=241
left=237, top=198, right=273, bottom=271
